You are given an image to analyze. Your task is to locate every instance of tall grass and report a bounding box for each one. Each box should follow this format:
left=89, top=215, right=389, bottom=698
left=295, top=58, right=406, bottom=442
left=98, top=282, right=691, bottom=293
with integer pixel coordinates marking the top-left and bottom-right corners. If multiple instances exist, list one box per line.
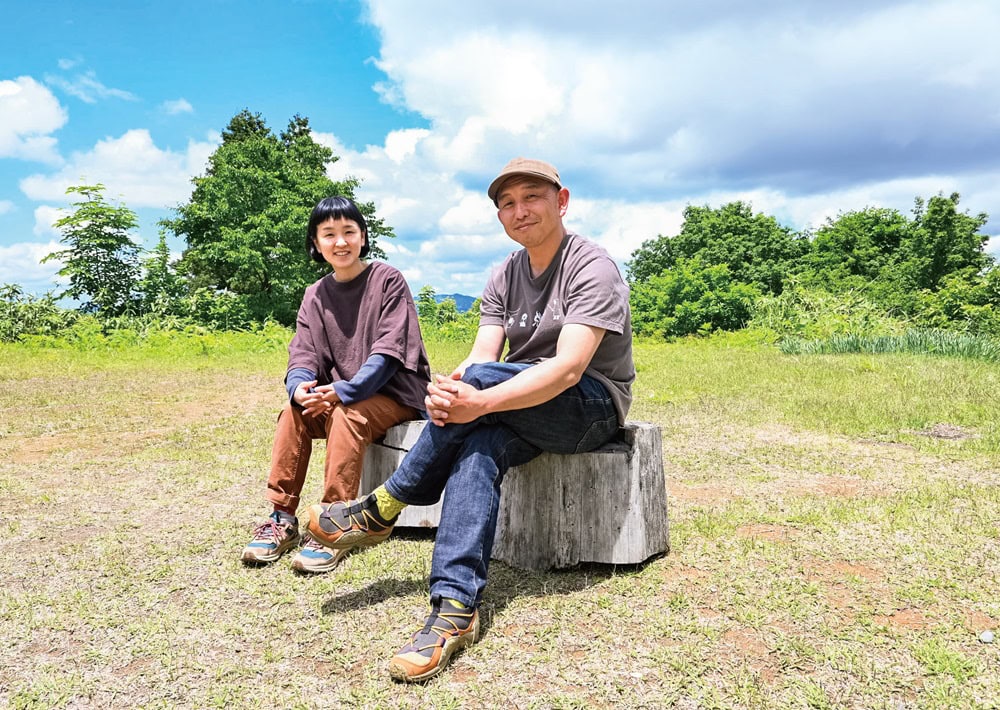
left=780, top=328, right=1000, bottom=362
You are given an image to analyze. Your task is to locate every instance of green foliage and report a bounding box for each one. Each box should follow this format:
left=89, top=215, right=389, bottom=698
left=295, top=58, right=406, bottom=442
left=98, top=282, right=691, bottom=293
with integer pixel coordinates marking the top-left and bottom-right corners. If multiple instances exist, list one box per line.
left=801, top=206, right=910, bottom=292
left=749, top=283, right=909, bottom=340
left=416, top=285, right=439, bottom=323
left=898, top=194, right=990, bottom=292
left=630, top=257, right=761, bottom=338
left=164, top=110, right=393, bottom=325
left=41, top=184, right=141, bottom=315
left=0, top=284, right=79, bottom=342
left=628, top=192, right=996, bottom=341
left=779, top=328, right=1000, bottom=362
left=627, top=201, right=807, bottom=295
left=135, top=232, right=186, bottom=317
left=415, top=285, right=480, bottom=341
left=911, top=266, right=1000, bottom=335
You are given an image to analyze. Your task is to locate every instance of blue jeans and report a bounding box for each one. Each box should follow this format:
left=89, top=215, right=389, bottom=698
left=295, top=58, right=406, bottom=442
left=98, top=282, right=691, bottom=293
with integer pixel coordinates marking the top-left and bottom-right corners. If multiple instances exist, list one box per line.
left=383, top=362, right=619, bottom=607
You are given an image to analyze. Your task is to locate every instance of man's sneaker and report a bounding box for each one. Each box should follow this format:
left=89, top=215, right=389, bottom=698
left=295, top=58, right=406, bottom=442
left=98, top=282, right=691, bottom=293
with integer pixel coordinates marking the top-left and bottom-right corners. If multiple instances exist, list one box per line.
left=241, top=511, right=300, bottom=564
left=388, top=598, right=481, bottom=682
left=306, top=493, right=397, bottom=549
left=290, top=535, right=350, bottom=573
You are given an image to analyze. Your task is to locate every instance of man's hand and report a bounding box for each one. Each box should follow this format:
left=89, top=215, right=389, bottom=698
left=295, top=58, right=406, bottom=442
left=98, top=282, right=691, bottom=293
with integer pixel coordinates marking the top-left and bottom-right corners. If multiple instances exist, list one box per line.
left=425, top=373, right=486, bottom=426
left=295, top=381, right=341, bottom=417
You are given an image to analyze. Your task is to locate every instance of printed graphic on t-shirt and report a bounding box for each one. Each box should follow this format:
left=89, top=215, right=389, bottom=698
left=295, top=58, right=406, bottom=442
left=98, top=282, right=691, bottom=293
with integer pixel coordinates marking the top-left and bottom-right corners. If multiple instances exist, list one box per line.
left=549, top=298, right=563, bottom=322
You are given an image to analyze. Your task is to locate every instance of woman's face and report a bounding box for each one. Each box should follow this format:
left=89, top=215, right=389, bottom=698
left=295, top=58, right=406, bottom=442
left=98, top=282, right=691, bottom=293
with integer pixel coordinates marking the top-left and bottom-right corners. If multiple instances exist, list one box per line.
left=315, top=217, right=366, bottom=279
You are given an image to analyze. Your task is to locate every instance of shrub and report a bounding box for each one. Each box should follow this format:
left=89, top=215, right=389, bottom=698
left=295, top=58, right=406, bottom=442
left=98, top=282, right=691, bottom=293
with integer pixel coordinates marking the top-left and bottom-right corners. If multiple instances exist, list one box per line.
left=630, top=258, right=760, bottom=338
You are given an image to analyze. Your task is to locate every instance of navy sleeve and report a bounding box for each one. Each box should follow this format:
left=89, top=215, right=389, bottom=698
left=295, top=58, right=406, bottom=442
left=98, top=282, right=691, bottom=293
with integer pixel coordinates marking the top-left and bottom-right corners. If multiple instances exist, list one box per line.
left=285, top=367, right=317, bottom=403
left=332, top=353, right=400, bottom=405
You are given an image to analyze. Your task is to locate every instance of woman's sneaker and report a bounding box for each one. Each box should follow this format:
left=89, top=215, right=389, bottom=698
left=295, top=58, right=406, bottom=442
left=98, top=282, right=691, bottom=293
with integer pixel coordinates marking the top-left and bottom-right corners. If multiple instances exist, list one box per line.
left=241, top=511, right=300, bottom=564
left=388, top=598, right=480, bottom=682
left=291, top=536, right=350, bottom=573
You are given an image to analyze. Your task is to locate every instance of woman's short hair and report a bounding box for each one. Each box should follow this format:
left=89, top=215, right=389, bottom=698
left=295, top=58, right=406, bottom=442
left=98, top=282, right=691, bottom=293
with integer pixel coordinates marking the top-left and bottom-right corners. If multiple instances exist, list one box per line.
left=306, top=196, right=370, bottom=263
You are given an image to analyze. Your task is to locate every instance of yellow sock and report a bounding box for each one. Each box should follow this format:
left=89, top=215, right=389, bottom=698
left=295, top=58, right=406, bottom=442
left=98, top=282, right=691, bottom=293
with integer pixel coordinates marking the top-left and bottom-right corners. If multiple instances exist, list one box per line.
left=373, top=485, right=407, bottom=519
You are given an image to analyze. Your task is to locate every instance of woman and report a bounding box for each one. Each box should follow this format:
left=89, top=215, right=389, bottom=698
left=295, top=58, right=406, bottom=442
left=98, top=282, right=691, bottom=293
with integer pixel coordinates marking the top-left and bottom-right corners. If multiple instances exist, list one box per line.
left=241, top=196, right=430, bottom=573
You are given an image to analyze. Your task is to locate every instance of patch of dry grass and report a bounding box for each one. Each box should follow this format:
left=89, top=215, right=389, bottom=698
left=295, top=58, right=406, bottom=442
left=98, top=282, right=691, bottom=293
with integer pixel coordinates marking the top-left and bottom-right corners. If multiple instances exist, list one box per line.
left=1, top=334, right=998, bottom=708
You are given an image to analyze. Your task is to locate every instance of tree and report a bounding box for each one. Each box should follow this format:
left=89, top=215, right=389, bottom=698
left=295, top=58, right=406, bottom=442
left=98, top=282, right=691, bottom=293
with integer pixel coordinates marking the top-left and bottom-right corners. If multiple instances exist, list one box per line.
left=895, top=193, right=990, bottom=292
left=626, top=202, right=806, bottom=295
left=42, top=184, right=140, bottom=316
left=136, top=231, right=185, bottom=316
left=801, top=206, right=911, bottom=291
left=164, top=110, right=394, bottom=324
left=630, top=257, right=761, bottom=338
left=416, top=285, right=439, bottom=325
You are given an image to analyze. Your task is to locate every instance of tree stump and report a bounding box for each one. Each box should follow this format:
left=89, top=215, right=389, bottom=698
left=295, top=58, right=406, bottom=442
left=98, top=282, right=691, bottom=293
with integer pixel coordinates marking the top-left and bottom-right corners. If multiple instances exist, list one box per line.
left=360, top=420, right=669, bottom=571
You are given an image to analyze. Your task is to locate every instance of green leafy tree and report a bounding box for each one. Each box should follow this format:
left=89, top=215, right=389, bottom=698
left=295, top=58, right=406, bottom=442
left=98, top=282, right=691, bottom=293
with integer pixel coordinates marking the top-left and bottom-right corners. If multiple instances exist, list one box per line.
left=136, top=232, right=185, bottom=316
left=627, top=202, right=806, bottom=295
left=165, top=110, right=393, bottom=324
left=801, top=206, right=911, bottom=292
left=436, top=297, right=459, bottom=324
left=894, top=193, right=990, bottom=292
left=42, top=184, right=141, bottom=315
left=630, top=257, right=761, bottom=338
left=416, top=285, right=440, bottom=325
left=626, top=233, right=676, bottom=284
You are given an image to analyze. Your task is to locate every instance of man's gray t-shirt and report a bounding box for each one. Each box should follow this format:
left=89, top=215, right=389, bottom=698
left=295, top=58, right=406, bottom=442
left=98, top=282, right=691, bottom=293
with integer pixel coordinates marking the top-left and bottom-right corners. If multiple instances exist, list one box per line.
left=479, top=232, right=635, bottom=424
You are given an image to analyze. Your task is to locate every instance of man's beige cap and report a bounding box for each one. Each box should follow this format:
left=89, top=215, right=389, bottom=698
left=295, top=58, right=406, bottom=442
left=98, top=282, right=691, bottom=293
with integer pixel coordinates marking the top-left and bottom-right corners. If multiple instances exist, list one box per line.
left=487, top=157, right=562, bottom=205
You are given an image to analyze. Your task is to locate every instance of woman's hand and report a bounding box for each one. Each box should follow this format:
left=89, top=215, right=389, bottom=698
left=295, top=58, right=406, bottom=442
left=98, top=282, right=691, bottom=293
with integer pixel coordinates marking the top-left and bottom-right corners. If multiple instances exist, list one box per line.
left=295, top=381, right=341, bottom=417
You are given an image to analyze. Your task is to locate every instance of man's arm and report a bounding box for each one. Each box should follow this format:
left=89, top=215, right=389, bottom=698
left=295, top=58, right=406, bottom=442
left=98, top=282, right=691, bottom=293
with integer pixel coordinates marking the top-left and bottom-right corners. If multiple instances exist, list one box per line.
left=426, top=323, right=605, bottom=425
left=450, top=324, right=506, bottom=378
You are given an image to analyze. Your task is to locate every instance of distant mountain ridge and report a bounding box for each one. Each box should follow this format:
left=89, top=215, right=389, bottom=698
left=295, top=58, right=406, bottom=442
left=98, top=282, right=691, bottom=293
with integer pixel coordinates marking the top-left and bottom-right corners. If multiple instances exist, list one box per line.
left=434, top=293, right=477, bottom=312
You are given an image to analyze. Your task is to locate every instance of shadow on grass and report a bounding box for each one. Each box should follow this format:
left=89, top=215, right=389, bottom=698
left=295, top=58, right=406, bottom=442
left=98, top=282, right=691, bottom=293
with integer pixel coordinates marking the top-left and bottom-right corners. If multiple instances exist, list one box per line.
left=320, top=526, right=663, bottom=640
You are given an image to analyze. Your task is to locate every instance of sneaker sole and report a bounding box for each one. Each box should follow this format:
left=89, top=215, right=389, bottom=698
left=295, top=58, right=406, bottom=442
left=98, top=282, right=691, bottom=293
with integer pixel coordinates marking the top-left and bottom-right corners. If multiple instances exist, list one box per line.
left=291, top=546, right=350, bottom=573
left=388, top=614, right=481, bottom=683
left=306, top=504, right=393, bottom=550
left=240, top=535, right=301, bottom=565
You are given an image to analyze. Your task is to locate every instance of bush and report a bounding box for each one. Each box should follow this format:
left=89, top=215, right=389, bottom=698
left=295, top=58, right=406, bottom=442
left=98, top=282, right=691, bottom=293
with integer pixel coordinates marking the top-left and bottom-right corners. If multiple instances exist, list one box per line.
left=0, top=284, right=80, bottom=342
left=749, top=283, right=909, bottom=340
left=630, top=258, right=760, bottom=338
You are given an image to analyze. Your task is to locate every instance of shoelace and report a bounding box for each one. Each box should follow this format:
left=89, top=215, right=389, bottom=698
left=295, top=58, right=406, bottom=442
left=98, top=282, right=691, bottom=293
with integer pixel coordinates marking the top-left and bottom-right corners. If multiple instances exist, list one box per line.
left=301, top=535, right=325, bottom=551
left=251, top=519, right=284, bottom=541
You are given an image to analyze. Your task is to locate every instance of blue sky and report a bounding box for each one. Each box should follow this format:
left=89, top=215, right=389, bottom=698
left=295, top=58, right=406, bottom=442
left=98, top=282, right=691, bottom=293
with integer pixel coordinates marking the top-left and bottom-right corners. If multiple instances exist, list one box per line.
left=3, top=0, right=1000, bottom=298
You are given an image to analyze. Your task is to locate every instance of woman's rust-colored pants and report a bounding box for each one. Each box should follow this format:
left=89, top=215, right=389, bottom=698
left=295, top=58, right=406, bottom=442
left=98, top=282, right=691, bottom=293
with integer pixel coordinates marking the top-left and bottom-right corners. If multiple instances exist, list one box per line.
left=265, top=394, right=418, bottom=513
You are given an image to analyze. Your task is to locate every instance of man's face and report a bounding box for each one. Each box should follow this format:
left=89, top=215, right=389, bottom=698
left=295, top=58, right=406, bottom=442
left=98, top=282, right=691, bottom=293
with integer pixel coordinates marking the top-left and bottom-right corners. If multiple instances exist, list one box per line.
left=495, top=177, right=569, bottom=250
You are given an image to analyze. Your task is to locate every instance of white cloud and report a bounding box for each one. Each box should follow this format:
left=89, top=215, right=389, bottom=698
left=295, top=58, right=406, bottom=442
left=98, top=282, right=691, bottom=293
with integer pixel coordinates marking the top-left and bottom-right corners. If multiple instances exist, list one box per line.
left=311, top=0, right=1000, bottom=296
left=0, top=240, right=63, bottom=287
left=0, top=76, right=67, bottom=164
left=33, top=205, right=64, bottom=238
left=360, top=0, right=1000, bottom=199
left=161, top=98, right=194, bottom=115
left=19, top=129, right=217, bottom=208
left=45, top=69, right=137, bottom=104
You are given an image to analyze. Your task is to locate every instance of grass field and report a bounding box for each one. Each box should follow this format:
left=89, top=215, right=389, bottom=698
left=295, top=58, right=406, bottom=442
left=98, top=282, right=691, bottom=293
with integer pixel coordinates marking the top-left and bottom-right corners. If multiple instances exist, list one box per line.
left=1, top=332, right=997, bottom=709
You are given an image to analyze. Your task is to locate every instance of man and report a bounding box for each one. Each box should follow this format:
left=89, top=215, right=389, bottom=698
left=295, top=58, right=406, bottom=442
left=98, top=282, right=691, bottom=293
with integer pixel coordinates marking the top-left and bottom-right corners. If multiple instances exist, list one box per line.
left=307, top=157, right=635, bottom=682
